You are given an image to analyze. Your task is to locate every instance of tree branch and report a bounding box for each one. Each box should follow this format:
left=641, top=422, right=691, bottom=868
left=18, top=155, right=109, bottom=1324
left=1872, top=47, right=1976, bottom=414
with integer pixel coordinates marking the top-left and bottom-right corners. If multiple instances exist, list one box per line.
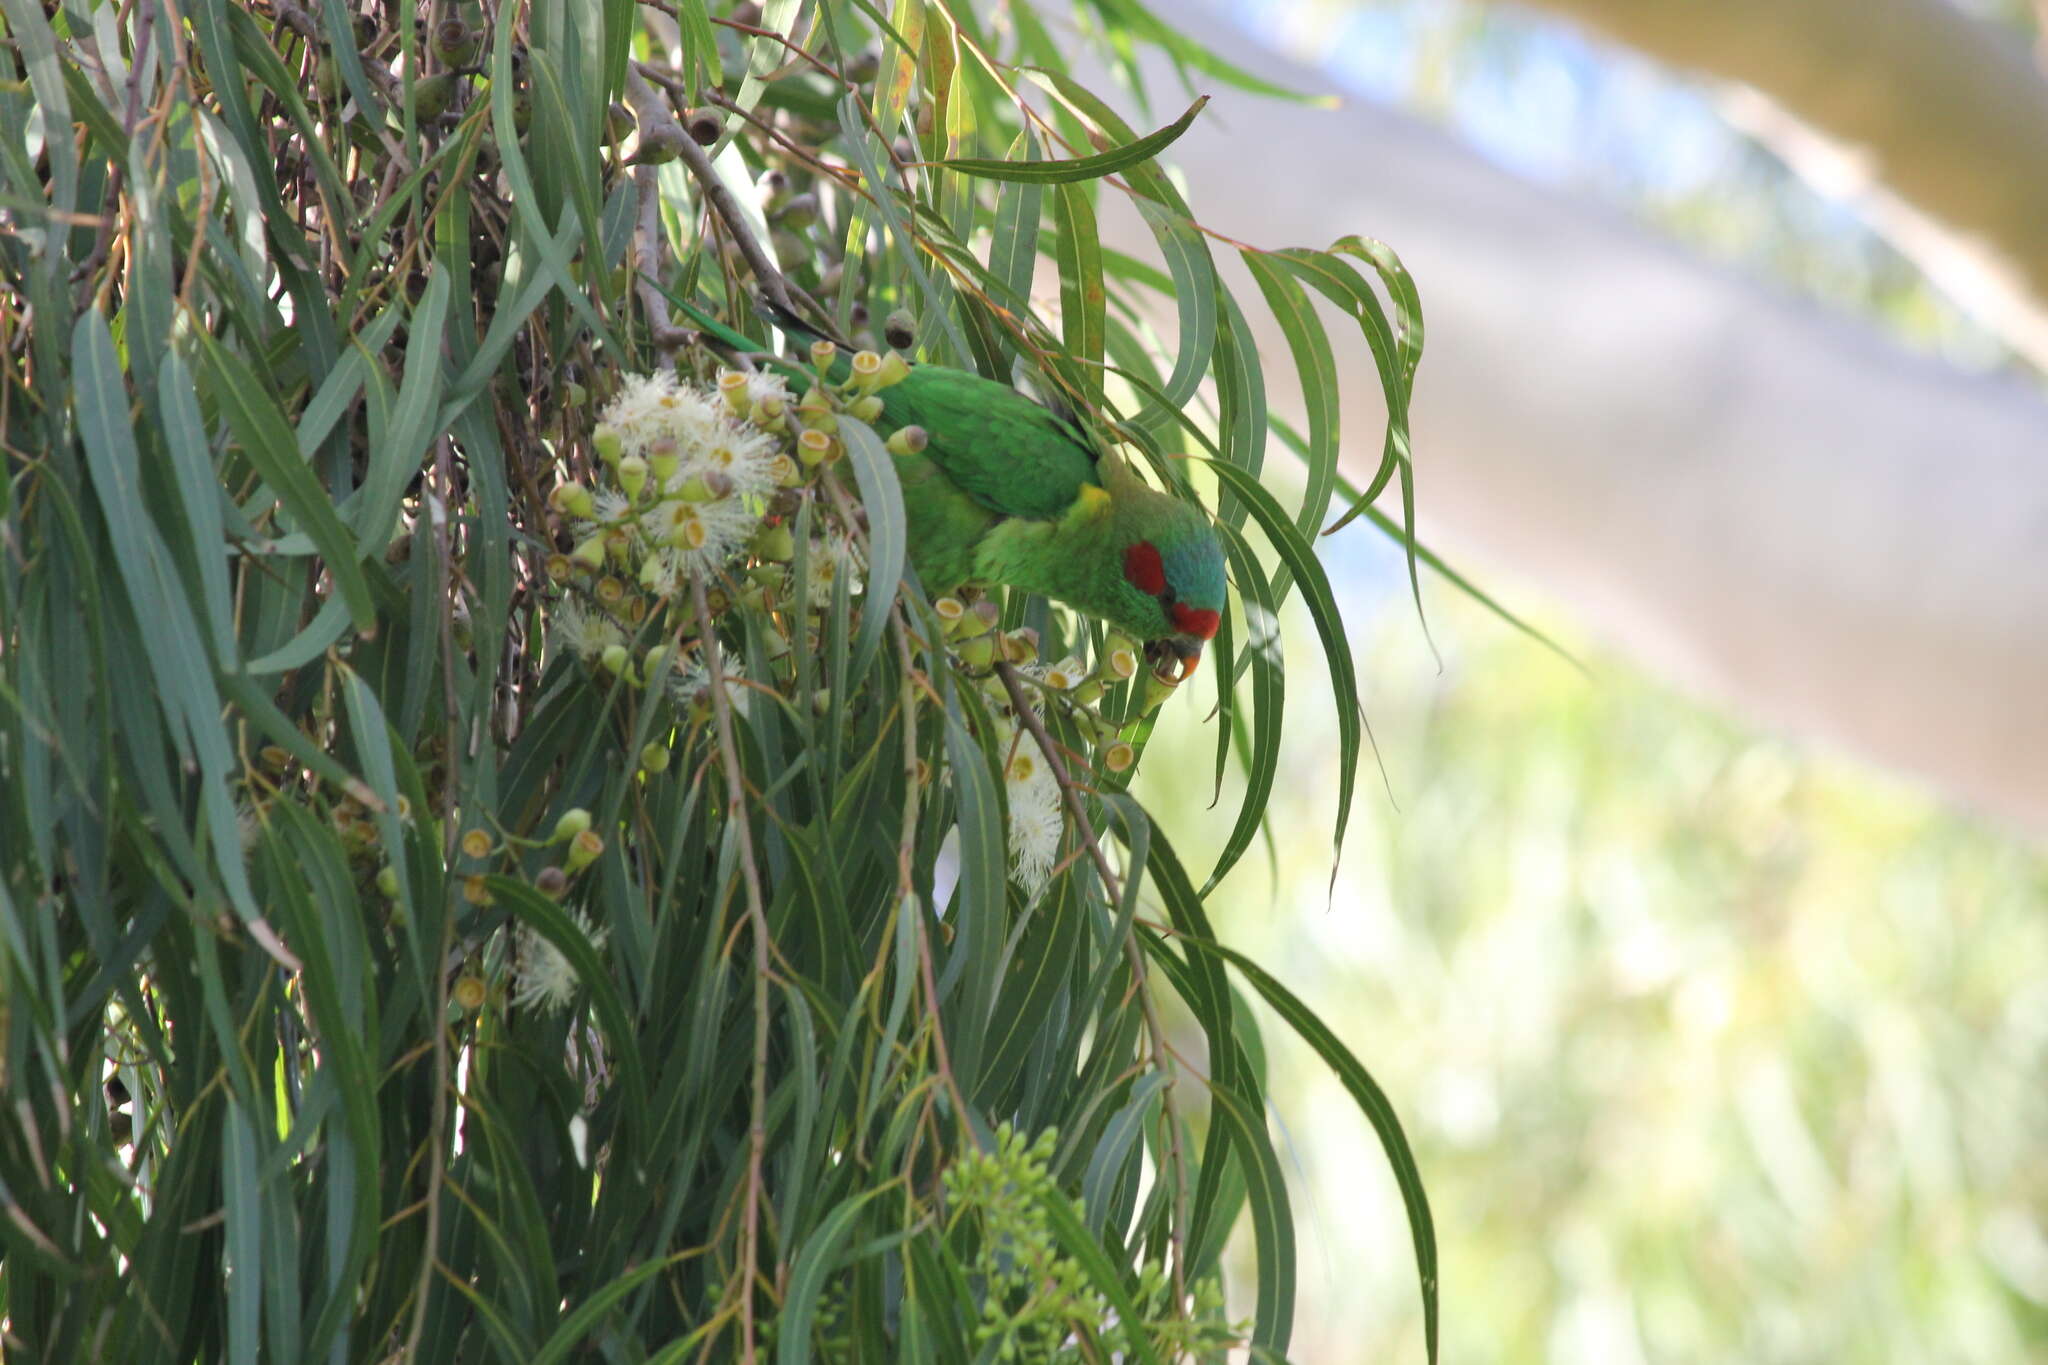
left=993, top=662, right=1192, bottom=1312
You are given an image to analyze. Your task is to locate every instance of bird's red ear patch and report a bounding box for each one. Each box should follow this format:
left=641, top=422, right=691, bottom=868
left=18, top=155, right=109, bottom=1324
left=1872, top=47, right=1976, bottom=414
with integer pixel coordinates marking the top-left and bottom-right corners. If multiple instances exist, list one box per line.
left=1123, top=542, right=1166, bottom=596
left=1171, top=604, right=1221, bottom=640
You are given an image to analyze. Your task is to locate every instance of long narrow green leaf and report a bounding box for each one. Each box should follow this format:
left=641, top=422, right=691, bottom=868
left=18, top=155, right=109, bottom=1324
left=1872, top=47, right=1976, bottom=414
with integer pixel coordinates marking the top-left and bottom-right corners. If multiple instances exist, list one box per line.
left=197, top=332, right=376, bottom=631
left=1171, top=930, right=1440, bottom=1365
left=1200, top=457, right=1374, bottom=890
left=940, top=95, right=1207, bottom=183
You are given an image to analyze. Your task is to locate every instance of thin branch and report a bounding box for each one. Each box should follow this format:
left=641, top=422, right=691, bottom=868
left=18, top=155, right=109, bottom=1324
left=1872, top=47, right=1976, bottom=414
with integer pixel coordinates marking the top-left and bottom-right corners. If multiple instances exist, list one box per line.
left=632, top=161, right=696, bottom=352
left=650, top=79, right=821, bottom=328
left=691, top=570, right=774, bottom=1364
left=993, top=662, right=1191, bottom=1313
left=403, top=441, right=467, bottom=1362
left=891, top=607, right=976, bottom=1135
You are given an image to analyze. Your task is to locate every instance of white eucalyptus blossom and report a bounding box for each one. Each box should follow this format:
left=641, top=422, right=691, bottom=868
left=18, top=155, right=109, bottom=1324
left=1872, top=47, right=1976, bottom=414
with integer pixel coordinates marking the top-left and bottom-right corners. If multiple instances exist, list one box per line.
left=550, top=598, right=625, bottom=663
left=684, top=421, right=781, bottom=499
left=641, top=495, right=762, bottom=577
left=805, top=536, right=867, bottom=607
left=598, top=372, right=708, bottom=461
left=512, top=910, right=609, bottom=1015
left=1001, top=723, right=1064, bottom=901
left=670, top=643, right=749, bottom=716
left=745, top=369, right=791, bottom=408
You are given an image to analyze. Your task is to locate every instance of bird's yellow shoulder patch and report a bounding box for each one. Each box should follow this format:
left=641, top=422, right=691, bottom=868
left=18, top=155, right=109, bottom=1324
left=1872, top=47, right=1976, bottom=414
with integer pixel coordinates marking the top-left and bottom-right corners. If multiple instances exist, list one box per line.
left=1070, top=484, right=1113, bottom=521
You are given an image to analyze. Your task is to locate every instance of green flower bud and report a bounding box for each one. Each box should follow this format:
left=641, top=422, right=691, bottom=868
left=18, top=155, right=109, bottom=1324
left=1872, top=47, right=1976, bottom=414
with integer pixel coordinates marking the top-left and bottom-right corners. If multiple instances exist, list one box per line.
left=684, top=107, right=722, bottom=146
left=871, top=350, right=910, bottom=390
left=1141, top=668, right=1179, bottom=713
left=593, top=424, right=623, bottom=466
left=884, top=308, right=916, bottom=351
left=639, top=741, right=671, bottom=773
left=718, top=369, right=751, bottom=413
left=848, top=394, right=885, bottom=422
left=677, top=469, right=733, bottom=502
left=618, top=454, right=649, bottom=503
left=751, top=524, right=796, bottom=561
left=885, top=425, right=928, bottom=457
left=376, top=865, right=401, bottom=898
left=551, top=808, right=592, bottom=844
left=433, top=17, right=482, bottom=66
left=549, top=480, right=595, bottom=519
left=649, top=439, right=681, bottom=484
left=565, top=828, right=605, bottom=873
left=600, top=643, right=630, bottom=676
left=957, top=633, right=995, bottom=671
left=409, top=72, right=458, bottom=123
left=569, top=535, right=607, bottom=572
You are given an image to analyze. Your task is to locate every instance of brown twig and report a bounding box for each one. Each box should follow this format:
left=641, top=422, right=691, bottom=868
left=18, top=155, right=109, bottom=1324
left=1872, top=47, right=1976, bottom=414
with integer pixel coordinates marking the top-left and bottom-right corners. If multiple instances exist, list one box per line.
left=631, top=162, right=697, bottom=353
left=651, top=80, right=813, bottom=328
left=891, top=607, right=976, bottom=1136
left=691, top=570, right=774, bottom=1363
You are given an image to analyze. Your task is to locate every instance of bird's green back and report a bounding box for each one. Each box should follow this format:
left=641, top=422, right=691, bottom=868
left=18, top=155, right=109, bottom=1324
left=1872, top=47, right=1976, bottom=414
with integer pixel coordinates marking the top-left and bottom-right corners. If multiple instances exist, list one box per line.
left=877, top=368, right=1100, bottom=522
left=671, top=296, right=1104, bottom=527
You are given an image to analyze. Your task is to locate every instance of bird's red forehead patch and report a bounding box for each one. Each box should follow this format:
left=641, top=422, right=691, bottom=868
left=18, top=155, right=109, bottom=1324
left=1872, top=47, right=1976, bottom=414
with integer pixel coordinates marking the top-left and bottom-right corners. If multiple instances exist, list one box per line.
left=1123, top=541, right=1166, bottom=596
left=1171, top=603, right=1221, bottom=640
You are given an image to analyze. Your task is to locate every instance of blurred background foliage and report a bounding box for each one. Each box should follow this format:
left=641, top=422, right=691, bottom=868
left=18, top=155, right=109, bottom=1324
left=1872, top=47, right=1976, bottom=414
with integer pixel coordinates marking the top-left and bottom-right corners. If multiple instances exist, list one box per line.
left=1144, top=582, right=2048, bottom=1362
left=1110, top=2, right=2048, bottom=1360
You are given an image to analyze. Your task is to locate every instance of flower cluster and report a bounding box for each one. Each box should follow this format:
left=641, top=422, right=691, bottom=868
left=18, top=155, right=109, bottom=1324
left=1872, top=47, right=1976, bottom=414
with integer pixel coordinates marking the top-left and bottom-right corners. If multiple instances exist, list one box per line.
left=519, top=334, right=1195, bottom=987
left=941, top=1123, right=1243, bottom=1360
left=546, top=369, right=790, bottom=640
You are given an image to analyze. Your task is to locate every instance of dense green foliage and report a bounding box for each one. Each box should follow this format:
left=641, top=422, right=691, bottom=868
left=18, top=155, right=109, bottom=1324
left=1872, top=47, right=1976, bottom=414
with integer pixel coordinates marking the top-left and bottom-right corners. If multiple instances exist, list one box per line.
left=0, top=1, right=1434, bottom=1360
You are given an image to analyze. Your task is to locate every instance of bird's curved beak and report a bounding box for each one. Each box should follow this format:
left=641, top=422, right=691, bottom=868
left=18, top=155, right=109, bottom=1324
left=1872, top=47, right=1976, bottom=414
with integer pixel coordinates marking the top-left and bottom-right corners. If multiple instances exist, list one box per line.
left=1146, top=636, right=1204, bottom=685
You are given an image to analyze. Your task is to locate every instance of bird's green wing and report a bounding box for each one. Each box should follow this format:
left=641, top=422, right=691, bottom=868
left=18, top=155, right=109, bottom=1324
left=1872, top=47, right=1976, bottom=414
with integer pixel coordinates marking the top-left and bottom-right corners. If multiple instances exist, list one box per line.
left=882, top=368, right=1101, bottom=521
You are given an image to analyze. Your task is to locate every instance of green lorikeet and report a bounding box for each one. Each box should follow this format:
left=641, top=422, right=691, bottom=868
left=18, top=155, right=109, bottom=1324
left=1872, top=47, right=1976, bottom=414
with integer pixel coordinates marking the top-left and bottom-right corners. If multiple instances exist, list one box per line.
left=675, top=302, right=1227, bottom=679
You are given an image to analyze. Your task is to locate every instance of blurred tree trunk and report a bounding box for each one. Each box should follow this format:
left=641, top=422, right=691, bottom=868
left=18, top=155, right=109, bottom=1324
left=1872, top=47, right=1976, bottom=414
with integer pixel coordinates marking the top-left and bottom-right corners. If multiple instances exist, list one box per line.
left=1085, top=2, right=2048, bottom=834
left=1515, top=0, right=2048, bottom=371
